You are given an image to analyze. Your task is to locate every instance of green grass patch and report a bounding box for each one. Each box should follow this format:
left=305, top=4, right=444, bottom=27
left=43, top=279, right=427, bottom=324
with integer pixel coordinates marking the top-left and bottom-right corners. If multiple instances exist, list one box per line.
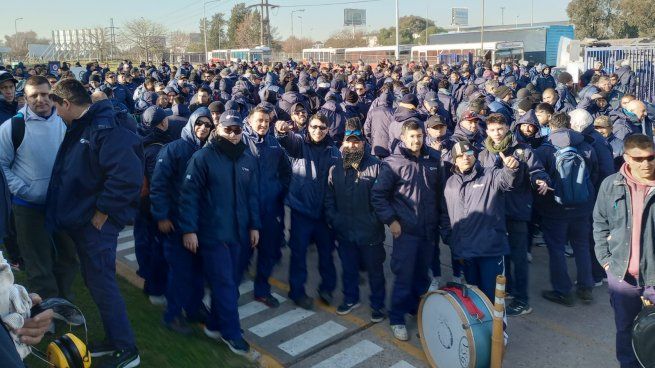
left=14, top=270, right=255, bottom=367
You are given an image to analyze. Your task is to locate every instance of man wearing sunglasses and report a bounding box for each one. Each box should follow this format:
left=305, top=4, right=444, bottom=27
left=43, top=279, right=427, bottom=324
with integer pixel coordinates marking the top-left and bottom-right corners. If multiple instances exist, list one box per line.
left=593, top=134, right=655, bottom=368
left=178, top=110, right=260, bottom=356
left=371, top=120, right=443, bottom=341
left=103, top=72, right=134, bottom=114
left=150, top=107, right=215, bottom=336
left=324, top=117, right=386, bottom=323
left=275, top=114, right=340, bottom=310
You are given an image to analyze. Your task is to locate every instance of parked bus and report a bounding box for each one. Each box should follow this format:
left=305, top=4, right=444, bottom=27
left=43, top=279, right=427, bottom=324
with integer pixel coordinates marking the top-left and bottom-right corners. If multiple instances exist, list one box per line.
left=343, top=45, right=412, bottom=66
left=411, top=41, right=525, bottom=65
left=207, top=46, right=272, bottom=64
left=302, top=48, right=345, bottom=66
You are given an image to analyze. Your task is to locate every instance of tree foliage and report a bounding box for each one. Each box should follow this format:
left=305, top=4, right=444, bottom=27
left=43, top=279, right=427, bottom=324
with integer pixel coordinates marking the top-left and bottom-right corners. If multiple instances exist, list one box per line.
left=567, top=0, right=655, bottom=39
left=375, top=15, right=446, bottom=46
left=324, top=30, right=367, bottom=48
left=120, top=18, right=167, bottom=61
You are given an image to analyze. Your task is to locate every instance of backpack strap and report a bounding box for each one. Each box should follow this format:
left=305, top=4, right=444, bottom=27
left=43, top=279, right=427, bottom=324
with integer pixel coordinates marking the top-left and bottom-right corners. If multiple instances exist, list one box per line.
left=10, top=113, right=25, bottom=154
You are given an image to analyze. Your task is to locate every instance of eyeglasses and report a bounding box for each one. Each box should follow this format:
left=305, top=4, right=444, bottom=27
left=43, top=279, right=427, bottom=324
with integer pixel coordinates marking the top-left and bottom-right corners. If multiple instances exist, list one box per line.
left=309, top=125, right=327, bottom=131
left=345, top=129, right=361, bottom=136
left=195, top=120, right=214, bottom=129
left=626, top=154, right=655, bottom=163
left=223, top=126, right=242, bottom=135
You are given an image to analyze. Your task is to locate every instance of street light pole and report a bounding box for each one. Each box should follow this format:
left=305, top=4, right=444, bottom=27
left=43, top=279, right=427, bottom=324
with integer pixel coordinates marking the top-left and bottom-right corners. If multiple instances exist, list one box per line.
left=500, top=7, right=505, bottom=25
left=291, top=9, right=305, bottom=57
left=203, top=0, right=222, bottom=62
left=480, top=0, right=485, bottom=60
left=14, top=18, right=22, bottom=36
left=395, top=0, right=399, bottom=60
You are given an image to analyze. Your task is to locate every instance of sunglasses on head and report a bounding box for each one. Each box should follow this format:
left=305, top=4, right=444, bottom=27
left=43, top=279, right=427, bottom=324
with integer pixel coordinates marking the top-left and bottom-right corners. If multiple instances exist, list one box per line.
left=223, top=126, right=242, bottom=134
left=345, top=129, right=362, bottom=136
left=456, top=150, right=475, bottom=158
left=195, top=120, right=214, bottom=129
left=627, top=154, right=655, bottom=163
left=309, top=125, right=327, bottom=131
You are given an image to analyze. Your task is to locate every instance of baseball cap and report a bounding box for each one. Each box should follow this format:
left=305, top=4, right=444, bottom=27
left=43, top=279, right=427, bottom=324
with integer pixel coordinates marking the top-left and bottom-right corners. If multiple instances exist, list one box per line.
left=142, top=106, right=167, bottom=128
left=424, top=91, right=439, bottom=107
left=452, top=140, right=475, bottom=157
left=426, top=115, right=446, bottom=128
left=459, top=110, right=480, bottom=121
left=400, top=93, right=419, bottom=107
left=344, top=117, right=364, bottom=141
left=594, top=115, right=611, bottom=128
left=219, top=110, right=243, bottom=127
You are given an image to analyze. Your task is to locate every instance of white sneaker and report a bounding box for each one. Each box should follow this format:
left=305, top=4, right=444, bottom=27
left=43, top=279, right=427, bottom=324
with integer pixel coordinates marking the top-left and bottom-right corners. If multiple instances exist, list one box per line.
left=148, top=295, right=167, bottom=306
left=564, top=244, right=574, bottom=257
left=428, top=277, right=441, bottom=292
left=527, top=252, right=533, bottom=263
left=452, top=276, right=463, bottom=284
left=391, top=324, right=409, bottom=341
left=203, top=326, right=222, bottom=340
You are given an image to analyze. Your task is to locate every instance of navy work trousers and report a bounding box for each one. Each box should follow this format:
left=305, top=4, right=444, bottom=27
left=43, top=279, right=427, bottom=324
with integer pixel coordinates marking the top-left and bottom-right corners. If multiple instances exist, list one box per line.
left=162, top=231, right=204, bottom=324
left=337, top=240, right=386, bottom=310
left=287, top=210, right=336, bottom=301
left=67, top=222, right=136, bottom=350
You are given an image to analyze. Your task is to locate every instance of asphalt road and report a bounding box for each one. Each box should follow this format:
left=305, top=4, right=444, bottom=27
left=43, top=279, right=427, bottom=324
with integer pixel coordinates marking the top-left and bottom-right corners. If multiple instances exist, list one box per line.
left=115, top=221, right=617, bottom=368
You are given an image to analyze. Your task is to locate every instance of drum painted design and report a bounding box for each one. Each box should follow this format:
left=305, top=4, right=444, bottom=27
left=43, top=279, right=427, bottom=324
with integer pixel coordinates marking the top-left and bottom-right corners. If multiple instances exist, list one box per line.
left=418, top=285, right=494, bottom=368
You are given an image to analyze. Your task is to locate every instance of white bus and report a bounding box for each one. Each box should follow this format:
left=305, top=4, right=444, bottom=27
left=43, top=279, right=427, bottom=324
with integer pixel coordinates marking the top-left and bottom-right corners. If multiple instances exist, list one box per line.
left=411, top=41, right=525, bottom=65
left=302, top=48, right=345, bottom=66
left=343, top=45, right=412, bottom=66
left=208, top=46, right=272, bottom=64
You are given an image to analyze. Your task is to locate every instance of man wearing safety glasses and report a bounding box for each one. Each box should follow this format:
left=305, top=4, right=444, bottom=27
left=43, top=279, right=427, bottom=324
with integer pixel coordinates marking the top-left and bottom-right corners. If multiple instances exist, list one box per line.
left=593, top=134, right=655, bottom=368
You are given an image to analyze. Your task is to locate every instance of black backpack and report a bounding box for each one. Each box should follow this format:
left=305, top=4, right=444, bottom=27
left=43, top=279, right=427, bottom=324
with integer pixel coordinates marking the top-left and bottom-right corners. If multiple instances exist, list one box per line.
left=10, top=113, right=25, bottom=154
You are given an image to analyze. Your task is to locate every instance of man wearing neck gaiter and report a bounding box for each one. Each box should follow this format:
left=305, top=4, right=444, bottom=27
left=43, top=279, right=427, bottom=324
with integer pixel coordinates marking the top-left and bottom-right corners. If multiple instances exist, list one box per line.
left=178, top=110, right=260, bottom=356
left=594, top=134, right=655, bottom=368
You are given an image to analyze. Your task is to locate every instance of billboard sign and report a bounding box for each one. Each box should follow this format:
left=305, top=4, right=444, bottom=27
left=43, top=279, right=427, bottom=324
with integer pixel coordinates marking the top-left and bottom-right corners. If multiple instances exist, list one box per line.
left=451, top=7, right=469, bottom=26
left=344, top=9, right=366, bottom=26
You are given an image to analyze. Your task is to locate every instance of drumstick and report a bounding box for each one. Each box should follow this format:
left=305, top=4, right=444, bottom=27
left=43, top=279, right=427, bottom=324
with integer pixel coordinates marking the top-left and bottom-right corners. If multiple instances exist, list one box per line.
left=491, top=275, right=506, bottom=368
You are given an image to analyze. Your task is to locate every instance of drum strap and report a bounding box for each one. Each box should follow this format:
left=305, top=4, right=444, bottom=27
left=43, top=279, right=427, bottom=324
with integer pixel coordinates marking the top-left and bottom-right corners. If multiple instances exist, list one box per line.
left=443, top=287, right=486, bottom=320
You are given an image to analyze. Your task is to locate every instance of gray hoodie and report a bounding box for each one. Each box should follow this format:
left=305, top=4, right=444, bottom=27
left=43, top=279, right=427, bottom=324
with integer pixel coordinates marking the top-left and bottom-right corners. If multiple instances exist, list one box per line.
left=0, top=106, right=66, bottom=205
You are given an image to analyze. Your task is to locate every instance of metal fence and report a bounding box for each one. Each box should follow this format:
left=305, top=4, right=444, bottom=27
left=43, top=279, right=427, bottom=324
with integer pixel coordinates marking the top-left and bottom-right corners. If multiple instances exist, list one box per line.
left=584, top=44, right=655, bottom=103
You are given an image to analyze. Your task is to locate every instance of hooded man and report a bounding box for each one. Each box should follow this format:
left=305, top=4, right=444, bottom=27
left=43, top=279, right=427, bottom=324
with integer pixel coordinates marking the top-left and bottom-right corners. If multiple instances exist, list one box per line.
left=134, top=106, right=174, bottom=306
left=363, top=85, right=395, bottom=159
left=325, top=118, right=386, bottom=322
left=388, top=93, right=426, bottom=152
left=478, top=113, right=551, bottom=313
left=532, top=65, right=557, bottom=94
left=0, top=71, right=18, bottom=123
left=488, top=85, right=514, bottom=125
left=178, top=110, right=260, bottom=356
left=513, top=109, right=544, bottom=149
left=151, top=108, right=215, bottom=334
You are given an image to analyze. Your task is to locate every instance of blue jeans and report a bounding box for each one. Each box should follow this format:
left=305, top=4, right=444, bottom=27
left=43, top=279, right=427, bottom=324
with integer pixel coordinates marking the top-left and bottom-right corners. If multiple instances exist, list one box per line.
left=462, top=255, right=505, bottom=302
left=337, top=241, right=386, bottom=310
left=162, top=231, right=204, bottom=324
left=506, top=220, right=529, bottom=304
left=389, top=233, right=433, bottom=325
left=288, top=210, right=336, bottom=301
left=541, top=216, right=594, bottom=294
left=607, top=273, right=655, bottom=368
left=67, top=222, right=136, bottom=349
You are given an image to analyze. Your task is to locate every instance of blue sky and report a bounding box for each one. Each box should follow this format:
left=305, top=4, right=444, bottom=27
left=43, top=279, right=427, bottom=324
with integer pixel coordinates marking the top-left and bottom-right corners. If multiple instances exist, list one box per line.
left=2, top=0, right=570, bottom=43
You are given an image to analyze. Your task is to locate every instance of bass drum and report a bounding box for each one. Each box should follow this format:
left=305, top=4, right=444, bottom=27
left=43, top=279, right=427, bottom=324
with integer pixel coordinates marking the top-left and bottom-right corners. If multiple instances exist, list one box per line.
left=418, top=284, right=494, bottom=368
left=632, top=304, right=655, bottom=368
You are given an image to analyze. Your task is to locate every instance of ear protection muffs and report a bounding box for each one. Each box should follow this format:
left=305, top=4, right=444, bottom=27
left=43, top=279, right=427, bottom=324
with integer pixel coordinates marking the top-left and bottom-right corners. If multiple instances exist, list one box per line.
left=29, top=298, right=91, bottom=368
left=46, top=333, right=91, bottom=368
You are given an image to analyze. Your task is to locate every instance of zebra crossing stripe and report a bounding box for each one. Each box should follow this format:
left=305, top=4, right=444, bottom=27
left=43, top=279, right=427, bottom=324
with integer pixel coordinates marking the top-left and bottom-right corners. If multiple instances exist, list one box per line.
left=239, top=293, right=287, bottom=320
left=389, top=361, right=417, bottom=368
left=311, top=340, right=383, bottom=368
left=117, top=240, right=134, bottom=252
left=278, top=321, right=347, bottom=357
left=239, top=280, right=254, bottom=295
left=249, top=308, right=315, bottom=337
left=124, top=253, right=136, bottom=262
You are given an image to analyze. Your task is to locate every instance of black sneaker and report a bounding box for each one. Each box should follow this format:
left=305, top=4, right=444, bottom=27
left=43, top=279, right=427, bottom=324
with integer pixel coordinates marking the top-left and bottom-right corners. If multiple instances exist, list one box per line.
left=506, top=301, right=533, bottom=316
left=163, top=316, right=192, bottom=335
left=371, top=308, right=385, bottom=323
left=89, top=340, right=116, bottom=358
left=186, top=304, right=210, bottom=325
left=97, top=347, right=140, bottom=368
left=255, top=294, right=280, bottom=308
left=541, top=290, right=574, bottom=307
left=336, top=302, right=360, bottom=315
left=317, top=290, right=333, bottom=306
left=576, top=287, right=593, bottom=304
left=221, top=337, right=251, bottom=356
left=293, top=295, right=314, bottom=310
